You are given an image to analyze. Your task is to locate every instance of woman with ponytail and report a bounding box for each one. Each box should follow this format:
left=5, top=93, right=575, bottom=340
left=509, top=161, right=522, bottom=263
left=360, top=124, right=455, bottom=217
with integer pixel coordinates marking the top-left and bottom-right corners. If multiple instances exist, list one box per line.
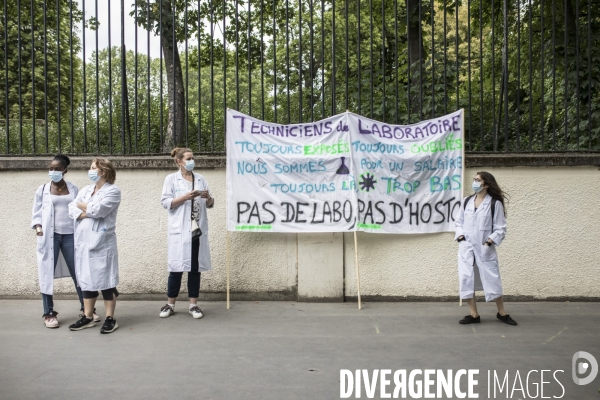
left=159, top=148, right=214, bottom=319
left=454, top=171, right=517, bottom=326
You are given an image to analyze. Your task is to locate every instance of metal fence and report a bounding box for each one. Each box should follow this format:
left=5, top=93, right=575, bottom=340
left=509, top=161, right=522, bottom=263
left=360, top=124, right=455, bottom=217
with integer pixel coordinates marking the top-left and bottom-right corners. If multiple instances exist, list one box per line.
left=1, top=0, right=598, bottom=155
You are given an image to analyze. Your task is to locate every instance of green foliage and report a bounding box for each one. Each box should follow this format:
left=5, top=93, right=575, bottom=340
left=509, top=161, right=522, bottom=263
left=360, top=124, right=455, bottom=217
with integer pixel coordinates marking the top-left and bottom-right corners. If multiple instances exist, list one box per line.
left=82, top=47, right=168, bottom=154
left=0, top=0, right=85, bottom=154
left=471, top=0, right=600, bottom=151
left=1, top=0, right=599, bottom=154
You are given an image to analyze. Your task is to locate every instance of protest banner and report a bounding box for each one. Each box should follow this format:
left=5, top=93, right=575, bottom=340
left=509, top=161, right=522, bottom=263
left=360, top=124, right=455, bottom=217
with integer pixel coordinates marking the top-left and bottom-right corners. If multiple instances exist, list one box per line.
left=226, top=109, right=464, bottom=234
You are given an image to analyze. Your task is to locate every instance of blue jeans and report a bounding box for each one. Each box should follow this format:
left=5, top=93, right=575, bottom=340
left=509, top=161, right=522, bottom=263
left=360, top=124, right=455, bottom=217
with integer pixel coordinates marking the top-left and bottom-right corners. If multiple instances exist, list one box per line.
left=41, top=233, right=84, bottom=315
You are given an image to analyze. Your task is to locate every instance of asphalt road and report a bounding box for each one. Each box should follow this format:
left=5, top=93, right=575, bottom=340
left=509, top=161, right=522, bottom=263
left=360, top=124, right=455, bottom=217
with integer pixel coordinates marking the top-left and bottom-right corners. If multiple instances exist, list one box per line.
left=0, top=300, right=598, bottom=400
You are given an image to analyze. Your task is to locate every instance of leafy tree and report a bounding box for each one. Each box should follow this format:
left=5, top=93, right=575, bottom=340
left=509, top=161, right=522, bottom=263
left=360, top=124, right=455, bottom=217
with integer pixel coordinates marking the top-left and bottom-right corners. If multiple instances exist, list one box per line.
left=470, top=0, right=600, bottom=150
left=0, top=1, right=84, bottom=126
left=2, top=0, right=599, bottom=154
left=82, top=46, right=170, bottom=154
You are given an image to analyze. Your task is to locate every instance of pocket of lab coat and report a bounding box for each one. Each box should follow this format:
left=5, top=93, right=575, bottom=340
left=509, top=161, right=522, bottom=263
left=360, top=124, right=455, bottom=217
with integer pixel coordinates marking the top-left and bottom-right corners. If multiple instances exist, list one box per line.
left=89, top=255, right=108, bottom=276
left=458, top=241, right=473, bottom=262
left=168, top=210, right=183, bottom=234
left=36, top=234, right=44, bottom=250
left=88, top=230, right=107, bottom=251
left=479, top=214, right=492, bottom=231
left=481, top=244, right=497, bottom=261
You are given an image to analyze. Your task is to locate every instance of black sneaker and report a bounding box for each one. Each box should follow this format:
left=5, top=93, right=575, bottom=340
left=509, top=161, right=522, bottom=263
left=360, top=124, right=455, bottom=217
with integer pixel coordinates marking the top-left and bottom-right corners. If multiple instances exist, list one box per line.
left=80, top=307, right=101, bottom=322
left=69, top=315, right=96, bottom=331
left=497, top=313, right=517, bottom=325
left=100, top=317, right=119, bottom=334
left=459, top=315, right=481, bottom=324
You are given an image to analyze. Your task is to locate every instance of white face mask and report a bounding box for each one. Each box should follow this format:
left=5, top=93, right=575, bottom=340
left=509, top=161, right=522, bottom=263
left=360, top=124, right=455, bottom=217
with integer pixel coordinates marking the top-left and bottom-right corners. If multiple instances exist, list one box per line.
left=88, top=169, right=100, bottom=182
left=472, top=181, right=483, bottom=193
left=184, top=160, right=195, bottom=171
left=48, top=170, right=64, bottom=183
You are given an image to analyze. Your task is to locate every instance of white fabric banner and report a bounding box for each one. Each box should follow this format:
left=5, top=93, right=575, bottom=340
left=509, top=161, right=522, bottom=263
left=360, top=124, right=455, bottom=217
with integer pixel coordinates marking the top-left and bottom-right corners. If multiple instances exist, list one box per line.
left=226, top=109, right=464, bottom=233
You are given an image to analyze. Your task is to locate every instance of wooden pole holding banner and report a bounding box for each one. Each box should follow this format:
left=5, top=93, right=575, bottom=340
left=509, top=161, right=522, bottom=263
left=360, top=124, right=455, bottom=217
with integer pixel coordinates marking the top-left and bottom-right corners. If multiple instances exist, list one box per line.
left=227, top=231, right=231, bottom=309
left=349, top=109, right=362, bottom=310
left=353, top=231, right=362, bottom=310
left=347, top=109, right=362, bottom=310
left=460, top=109, right=465, bottom=307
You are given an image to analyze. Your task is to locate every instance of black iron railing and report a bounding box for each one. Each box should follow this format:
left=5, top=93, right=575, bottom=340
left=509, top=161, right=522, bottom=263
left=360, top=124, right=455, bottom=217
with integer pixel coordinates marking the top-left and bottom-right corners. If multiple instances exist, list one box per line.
left=1, top=0, right=599, bottom=155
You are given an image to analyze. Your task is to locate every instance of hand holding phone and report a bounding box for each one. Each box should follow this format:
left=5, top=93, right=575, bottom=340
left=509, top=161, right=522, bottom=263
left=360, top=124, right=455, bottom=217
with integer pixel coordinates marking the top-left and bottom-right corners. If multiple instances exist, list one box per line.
left=186, top=190, right=201, bottom=201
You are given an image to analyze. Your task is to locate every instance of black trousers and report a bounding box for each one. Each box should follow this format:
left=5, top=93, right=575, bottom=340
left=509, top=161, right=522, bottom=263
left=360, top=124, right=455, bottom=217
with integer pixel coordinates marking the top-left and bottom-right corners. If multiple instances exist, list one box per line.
left=82, top=288, right=119, bottom=300
left=167, top=238, right=201, bottom=298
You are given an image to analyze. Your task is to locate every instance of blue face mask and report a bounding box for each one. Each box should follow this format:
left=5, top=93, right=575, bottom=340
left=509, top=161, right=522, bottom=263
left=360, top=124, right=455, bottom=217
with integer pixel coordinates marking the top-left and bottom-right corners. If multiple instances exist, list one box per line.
left=88, top=169, right=100, bottom=183
left=184, top=160, right=195, bottom=171
left=472, top=181, right=483, bottom=193
left=48, top=170, right=64, bottom=183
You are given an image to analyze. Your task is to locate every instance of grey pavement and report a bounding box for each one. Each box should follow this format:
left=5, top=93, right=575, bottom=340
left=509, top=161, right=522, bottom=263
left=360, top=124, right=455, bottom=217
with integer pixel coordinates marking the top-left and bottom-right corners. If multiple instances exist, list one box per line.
left=0, top=300, right=599, bottom=400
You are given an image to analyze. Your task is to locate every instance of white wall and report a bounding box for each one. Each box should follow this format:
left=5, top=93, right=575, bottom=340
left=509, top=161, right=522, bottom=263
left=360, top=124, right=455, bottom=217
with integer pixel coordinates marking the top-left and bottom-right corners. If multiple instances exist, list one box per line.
left=0, top=169, right=297, bottom=298
left=344, top=167, right=600, bottom=300
left=1, top=166, right=599, bottom=300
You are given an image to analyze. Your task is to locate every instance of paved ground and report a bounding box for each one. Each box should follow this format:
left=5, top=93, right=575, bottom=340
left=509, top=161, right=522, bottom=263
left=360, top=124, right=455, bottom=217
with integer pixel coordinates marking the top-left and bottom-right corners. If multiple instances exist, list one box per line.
left=0, top=300, right=599, bottom=400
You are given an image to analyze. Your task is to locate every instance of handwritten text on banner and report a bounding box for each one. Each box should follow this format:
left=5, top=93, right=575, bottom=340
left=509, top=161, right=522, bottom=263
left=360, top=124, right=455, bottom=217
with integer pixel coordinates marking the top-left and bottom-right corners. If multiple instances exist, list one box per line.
left=226, top=109, right=464, bottom=234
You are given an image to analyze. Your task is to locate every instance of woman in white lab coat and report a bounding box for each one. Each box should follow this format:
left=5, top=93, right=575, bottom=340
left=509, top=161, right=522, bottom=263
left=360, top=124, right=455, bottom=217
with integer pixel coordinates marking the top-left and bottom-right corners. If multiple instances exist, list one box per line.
left=67, top=158, right=122, bottom=334
left=455, top=171, right=517, bottom=326
left=31, top=154, right=90, bottom=328
left=159, top=147, right=214, bottom=319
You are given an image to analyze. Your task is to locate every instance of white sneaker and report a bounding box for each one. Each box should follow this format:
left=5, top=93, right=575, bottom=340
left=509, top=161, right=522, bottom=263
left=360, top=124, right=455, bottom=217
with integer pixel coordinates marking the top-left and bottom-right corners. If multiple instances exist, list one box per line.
left=189, top=305, right=204, bottom=319
left=159, top=304, right=174, bottom=318
left=44, top=315, right=59, bottom=328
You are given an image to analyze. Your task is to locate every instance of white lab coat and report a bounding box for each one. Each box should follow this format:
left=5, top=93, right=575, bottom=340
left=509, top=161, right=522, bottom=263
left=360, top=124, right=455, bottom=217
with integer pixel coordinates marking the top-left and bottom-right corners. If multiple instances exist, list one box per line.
left=31, top=181, right=79, bottom=295
left=68, top=183, right=121, bottom=291
left=161, top=171, right=213, bottom=272
left=454, top=194, right=507, bottom=302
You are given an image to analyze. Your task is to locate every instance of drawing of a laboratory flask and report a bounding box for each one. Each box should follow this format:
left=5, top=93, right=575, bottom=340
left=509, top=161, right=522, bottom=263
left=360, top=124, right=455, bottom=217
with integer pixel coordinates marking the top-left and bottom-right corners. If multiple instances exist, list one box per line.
left=336, top=157, right=350, bottom=175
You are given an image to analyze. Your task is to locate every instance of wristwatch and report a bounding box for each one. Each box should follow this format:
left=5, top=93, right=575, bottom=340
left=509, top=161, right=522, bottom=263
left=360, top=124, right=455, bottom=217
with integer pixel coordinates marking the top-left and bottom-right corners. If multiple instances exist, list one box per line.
left=457, top=236, right=465, bottom=242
